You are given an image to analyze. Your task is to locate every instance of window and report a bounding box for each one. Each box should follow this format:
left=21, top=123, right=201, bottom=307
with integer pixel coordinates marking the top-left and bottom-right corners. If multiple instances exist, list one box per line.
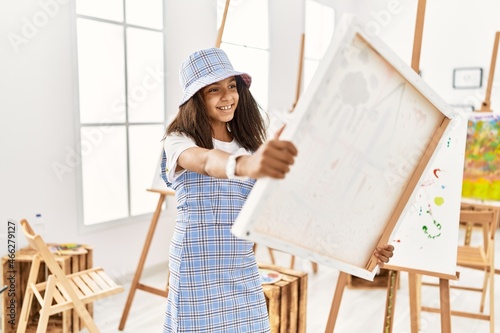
left=304, top=0, right=335, bottom=91
left=75, top=0, right=166, bottom=226
left=217, top=0, right=269, bottom=109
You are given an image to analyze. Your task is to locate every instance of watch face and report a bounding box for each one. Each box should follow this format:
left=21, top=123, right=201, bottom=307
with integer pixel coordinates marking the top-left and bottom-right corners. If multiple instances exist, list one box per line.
left=226, top=154, right=248, bottom=180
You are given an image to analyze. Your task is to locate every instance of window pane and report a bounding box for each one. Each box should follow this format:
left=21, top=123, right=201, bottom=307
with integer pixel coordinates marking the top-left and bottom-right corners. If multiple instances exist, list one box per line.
left=125, top=0, right=163, bottom=29
left=304, top=0, right=335, bottom=92
left=305, top=0, right=335, bottom=60
left=77, top=19, right=125, bottom=124
left=81, top=126, right=128, bottom=225
left=217, top=0, right=268, bottom=49
left=126, top=28, right=165, bottom=123
left=129, top=125, right=165, bottom=216
left=76, top=0, right=123, bottom=22
left=221, top=43, right=269, bottom=109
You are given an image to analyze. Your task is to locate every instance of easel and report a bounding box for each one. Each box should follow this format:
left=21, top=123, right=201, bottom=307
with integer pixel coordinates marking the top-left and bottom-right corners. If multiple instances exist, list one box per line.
left=385, top=1, right=460, bottom=332
left=118, top=188, right=175, bottom=330
left=215, top=0, right=230, bottom=48
left=478, top=31, right=499, bottom=112
left=462, top=30, right=500, bottom=273
left=386, top=1, right=460, bottom=331
left=466, top=30, right=500, bottom=224
left=324, top=1, right=458, bottom=332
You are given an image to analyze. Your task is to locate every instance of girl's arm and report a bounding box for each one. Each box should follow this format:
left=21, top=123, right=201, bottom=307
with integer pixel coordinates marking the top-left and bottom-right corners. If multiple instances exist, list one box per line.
left=177, top=138, right=298, bottom=180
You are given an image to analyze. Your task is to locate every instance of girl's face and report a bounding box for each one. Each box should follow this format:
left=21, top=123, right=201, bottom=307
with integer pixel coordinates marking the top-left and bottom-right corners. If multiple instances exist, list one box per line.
left=201, top=76, right=239, bottom=126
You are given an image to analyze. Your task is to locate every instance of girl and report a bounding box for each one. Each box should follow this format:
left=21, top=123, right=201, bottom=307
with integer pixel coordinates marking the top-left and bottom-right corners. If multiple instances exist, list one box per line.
left=161, top=47, right=393, bottom=332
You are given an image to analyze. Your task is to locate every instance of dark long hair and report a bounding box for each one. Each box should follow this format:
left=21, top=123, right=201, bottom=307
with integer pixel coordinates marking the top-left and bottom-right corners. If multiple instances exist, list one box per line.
left=164, top=76, right=267, bottom=152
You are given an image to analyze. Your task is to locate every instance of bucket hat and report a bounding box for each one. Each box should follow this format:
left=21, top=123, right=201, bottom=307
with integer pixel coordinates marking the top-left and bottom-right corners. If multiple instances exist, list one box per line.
left=179, top=47, right=252, bottom=106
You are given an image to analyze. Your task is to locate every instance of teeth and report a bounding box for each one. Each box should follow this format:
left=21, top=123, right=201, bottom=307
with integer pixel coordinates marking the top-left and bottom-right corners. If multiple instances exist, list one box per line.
left=219, top=105, right=231, bottom=110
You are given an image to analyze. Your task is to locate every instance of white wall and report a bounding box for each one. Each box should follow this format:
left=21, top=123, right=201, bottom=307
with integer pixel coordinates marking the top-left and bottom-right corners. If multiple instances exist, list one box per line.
left=349, top=0, right=500, bottom=110
left=164, top=1, right=218, bottom=119
left=1, top=0, right=499, bottom=281
left=0, top=0, right=218, bottom=280
left=268, top=0, right=304, bottom=114
left=267, top=0, right=500, bottom=112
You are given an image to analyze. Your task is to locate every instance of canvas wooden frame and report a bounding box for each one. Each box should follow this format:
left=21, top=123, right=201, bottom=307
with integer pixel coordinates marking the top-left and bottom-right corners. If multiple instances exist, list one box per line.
left=232, top=16, right=455, bottom=280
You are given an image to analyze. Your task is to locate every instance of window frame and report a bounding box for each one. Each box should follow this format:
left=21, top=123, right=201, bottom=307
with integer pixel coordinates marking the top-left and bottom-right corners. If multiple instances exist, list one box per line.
left=70, top=0, right=168, bottom=233
left=217, top=0, right=270, bottom=111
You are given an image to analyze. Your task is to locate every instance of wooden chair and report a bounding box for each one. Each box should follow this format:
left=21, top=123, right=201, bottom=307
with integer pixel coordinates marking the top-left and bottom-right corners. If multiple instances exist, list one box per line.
left=17, top=219, right=124, bottom=333
left=421, top=209, right=497, bottom=333
left=461, top=201, right=500, bottom=275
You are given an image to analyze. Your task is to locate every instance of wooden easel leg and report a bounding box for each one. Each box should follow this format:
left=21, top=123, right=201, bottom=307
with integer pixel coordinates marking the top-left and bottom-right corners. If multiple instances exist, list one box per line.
left=118, top=193, right=166, bottom=330
left=489, top=242, right=495, bottom=333
left=439, top=278, right=452, bottom=333
left=267, top=247, right=276, bottom=265
left=253, top=244, right=276, bottom=265
left=324, top=272, right=348, bottom=333
left=382, top=270, right=399, bottom=333
left=408, top=273, right=421, bottom=333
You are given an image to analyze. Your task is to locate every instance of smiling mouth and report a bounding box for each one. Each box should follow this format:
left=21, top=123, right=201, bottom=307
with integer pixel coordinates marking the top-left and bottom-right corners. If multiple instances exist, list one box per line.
left=218, top=105, right=233, bottom=110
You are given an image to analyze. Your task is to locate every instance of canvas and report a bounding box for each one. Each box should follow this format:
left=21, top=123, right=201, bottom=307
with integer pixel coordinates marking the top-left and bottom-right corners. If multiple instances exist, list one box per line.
left=232, top=16, right=455, bottom=280
left=462, top=112, right=500, bottom=201
left=386, top=112, right=468, bottom=278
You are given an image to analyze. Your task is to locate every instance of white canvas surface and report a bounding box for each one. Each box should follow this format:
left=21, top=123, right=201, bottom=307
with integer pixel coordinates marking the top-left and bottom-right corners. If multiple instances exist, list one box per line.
left=232, top=16, right=455, bottom=280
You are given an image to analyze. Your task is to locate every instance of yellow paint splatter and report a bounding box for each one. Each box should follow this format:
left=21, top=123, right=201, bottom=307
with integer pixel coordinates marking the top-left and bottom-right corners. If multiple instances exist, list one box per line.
left=434, top=197, right=444, bottom=206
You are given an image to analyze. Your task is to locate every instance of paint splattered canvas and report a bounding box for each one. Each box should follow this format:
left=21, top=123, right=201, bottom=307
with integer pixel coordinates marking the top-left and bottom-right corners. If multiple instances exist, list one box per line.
left=462, top=113, right=500, bottom=201
left=386, top=113, right=468, bottom=277
left=232, top=16, right=455, bottom=280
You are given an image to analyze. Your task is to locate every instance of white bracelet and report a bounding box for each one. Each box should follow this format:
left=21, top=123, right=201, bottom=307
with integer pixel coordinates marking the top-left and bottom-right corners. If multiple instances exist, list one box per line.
left=226, top=153, right=249, bottom=180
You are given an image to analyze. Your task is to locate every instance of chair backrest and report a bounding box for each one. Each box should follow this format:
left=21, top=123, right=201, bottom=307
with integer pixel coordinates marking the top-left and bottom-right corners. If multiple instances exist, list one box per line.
left=458, top=209, right=497, bottom=255
left=20, top=219, right=70, bottom=280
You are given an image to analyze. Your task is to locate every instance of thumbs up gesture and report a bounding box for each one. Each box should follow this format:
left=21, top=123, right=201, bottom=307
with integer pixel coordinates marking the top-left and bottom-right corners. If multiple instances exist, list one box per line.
left=237, top=125, right=298, bottom=179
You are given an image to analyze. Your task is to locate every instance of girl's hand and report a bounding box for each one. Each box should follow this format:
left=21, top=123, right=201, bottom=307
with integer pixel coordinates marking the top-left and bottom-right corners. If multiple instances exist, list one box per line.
left=239, top=125, right=298, bottom=179
left=374, top=244, right=394, bottom=267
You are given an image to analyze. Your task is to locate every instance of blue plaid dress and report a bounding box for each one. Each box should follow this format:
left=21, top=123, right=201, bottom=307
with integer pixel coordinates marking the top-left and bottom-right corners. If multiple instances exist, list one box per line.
left=161, top=153, right=270, bottom=332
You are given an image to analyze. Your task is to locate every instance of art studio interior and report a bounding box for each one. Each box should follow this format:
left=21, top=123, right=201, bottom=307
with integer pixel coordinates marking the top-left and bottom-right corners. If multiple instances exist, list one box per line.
left=1, top=0, right=500, bottom=332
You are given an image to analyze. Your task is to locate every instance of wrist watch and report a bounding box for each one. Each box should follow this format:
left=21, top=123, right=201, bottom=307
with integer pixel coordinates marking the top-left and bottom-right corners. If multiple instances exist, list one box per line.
left=226, top=153, right=249, bottom=180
